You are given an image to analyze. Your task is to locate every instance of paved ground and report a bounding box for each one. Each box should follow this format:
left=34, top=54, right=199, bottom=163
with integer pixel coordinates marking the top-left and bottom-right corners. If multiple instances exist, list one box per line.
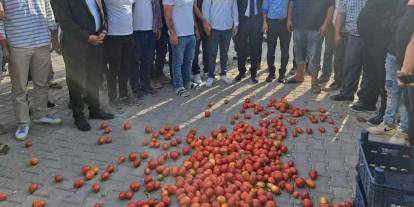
left=0, top=43, right=381, bottom=207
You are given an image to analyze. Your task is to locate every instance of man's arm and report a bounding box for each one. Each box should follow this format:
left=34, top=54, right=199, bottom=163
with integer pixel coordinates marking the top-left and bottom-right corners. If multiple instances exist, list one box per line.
left=287, top=0, right=293, bottom=32
left=201, top=0, right=211, bottom=35
left=0, top=2, right=4, bottom=20
left=320, top=4, right=334, bottom=37
left=262, top=0, right=268, bottom=33
left=193, top=0, right=207, bottom=24
left=50, top=0, right=91, bottom=43
left=163, top=5, right=178, bottom=45
left=232, top=0, right=239, bottom=36
left=401, top=34, right=414, bottom=74
left=334, top=13, right=345, bottom=46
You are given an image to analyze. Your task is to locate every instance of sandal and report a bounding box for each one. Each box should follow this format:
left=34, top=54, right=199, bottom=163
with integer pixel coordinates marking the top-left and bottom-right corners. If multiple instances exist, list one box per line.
left=311, top=84, right=322, bottom=94
left=283, top=76, right=303, bottom=84
left=0, top=143, right=10, bottom=155
left=191, top=82, right=201, bottom=90
left=176, top=89, right=190, bottom=97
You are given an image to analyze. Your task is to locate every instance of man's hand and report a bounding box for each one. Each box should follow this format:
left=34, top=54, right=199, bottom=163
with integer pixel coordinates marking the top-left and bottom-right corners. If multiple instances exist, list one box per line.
left=287, top=20, right=293, bottom=32
left=319, top=24, right=329, bottom=37
left=263, top=22, right=269, bottom=33
left=99, top=32, right=106, bottom=40
left=169, top=33, right=179, bottom=46
left=334, top=33, right=342, bottom=46
left=2, top=47, right=9, bottom=63
left=232, top=27, right=238, bottom=37
left=397, top=70, right=414, bottom=86
left=195, top=29, right=201, bottom=40
left=203, top=21, right=211, bottom=36
left=156, top=30, right=162, bottom=40
left=88, top=35, right=104, bottom=46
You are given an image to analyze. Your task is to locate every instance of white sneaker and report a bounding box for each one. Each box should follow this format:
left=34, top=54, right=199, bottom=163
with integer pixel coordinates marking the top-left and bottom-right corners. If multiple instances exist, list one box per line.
left=15, top=125, right=30, bottom=141
left=221, top=75, right=233, bottom=85
left=194, top=74, right=202, bottom=84
left=206, top=78, right=214, bottom=87
left=388, top=131, right=409, bottom=145
left=367, top=122, right=395, bottom=136
left=33, top=115, right=63, bottom=125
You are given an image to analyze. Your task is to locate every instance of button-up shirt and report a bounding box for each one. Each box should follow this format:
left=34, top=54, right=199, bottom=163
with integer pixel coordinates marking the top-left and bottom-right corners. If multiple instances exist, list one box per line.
left=202, top=0, right=239, bottom=30
left=337, top=0, right=367, bottom=36
left=1, top=0, right=57, bottom=48
left=86, top=0, right=102, bottom=32
left=262, top=0, right=288, bottom=20
left=245, top=0, right=258, bottom=17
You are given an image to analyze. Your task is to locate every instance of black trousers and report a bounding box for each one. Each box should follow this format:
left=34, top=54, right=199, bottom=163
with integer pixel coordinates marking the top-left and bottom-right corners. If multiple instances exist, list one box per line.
left=154, top=29, right=173, bottom=79
left=105, top=35, right=133, bottom=99
left=64, top=44, right=105, bottom=119
left=266, top=18, right=291, bottom=76
left=237, top=15, right=262, bottom=77
left=359, top=41, right=388, bottom=112
left=192, top=26, right=209, bottom=75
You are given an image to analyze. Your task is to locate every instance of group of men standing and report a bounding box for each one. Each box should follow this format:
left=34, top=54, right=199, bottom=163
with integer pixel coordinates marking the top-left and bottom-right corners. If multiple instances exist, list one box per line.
left=0, top=0, right=413, bottom=146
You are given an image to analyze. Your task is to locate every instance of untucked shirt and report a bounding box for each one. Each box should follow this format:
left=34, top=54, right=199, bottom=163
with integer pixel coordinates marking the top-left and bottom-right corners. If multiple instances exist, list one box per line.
left=2, top=0, right=57, bottom=48
left=163, top=0, right=195, bottom=37
left=395, top=5, right=414, bottom=65
left=86, top=0, right=102, bottom=32
left=133, top=0, right=154, bottom=31
left=245, top=0, right=259, bottom=16
left=291, top=0, right=335, bottom=31
left=105, top=0, right=134, bottom=35
left=337, top=0, right=367, bottom=36
left=202, top=0, right=239, bottom=30
left=262, top=0, right=288, bottom=20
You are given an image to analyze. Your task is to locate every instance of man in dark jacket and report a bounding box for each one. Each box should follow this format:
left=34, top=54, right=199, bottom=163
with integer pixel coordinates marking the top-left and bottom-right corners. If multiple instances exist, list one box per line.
left=234, top=0, right=264, bottom=83
left=51, top=0, right=114, bottom=131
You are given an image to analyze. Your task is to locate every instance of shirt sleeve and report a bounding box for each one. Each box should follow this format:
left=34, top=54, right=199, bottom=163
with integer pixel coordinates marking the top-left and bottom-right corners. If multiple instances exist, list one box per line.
left=163, top=0, right=175, bottom=6
left=262, top=0, right=269, bottom=15
left=336, top=0, right=346, bottom=14
left=45, top=0, right=58, bottom=30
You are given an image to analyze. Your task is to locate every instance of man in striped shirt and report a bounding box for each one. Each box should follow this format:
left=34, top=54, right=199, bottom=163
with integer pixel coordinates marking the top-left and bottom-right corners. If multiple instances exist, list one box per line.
left=1, top=0, right=62, bottom=141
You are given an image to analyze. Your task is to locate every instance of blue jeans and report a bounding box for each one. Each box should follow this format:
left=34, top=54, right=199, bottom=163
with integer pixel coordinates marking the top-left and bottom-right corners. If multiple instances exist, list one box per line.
left=131, top=31, right=156, bottom=91
left=340, top=35, right=364, bottom=98
left=293, top=29, right=323, bottom=74
left=171, top=35, right=196, bottom=90
left=208, top=29, right=232, bottom=78
left=383, top=53, right=408, bottom=131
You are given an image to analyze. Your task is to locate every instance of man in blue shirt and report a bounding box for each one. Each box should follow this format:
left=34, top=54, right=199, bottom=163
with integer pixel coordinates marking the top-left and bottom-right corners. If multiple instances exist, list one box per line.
left=285, top=0, right=335, bottom=94
left=262, top=0, right=290, bottom=83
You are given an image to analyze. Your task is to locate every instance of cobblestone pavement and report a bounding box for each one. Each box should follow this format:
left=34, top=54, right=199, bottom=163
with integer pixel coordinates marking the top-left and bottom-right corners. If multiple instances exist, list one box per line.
left=0, top=44, right=384, bottom=206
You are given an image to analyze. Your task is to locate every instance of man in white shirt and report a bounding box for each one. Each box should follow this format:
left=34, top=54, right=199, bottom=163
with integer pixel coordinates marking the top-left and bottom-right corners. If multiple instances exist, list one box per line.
left=130, top=0, right=162, bottom=97
left=104, top=0, right=136, bottom=105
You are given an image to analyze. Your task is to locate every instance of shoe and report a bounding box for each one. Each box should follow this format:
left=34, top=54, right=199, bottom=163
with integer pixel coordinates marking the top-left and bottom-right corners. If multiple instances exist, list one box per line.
left=206, top=78, right=214, bottom=87
left=330, top=94, right=354, bottom=101
left=159, top=75, right=171, bottom=84
left=311, top=84, right=322, bottom=94
left=251, top=77, right=258, bottom=84
left=288, top=69, right=296, bottom=76
left=266, top=74, right=275, bottom=83
left=324, top=82, right=341, bottom=91
left=75, top=118, right=91, bottom=131
left=133, top=91, right=144, bottom=100
left=47, top=101, right=56, bottom=108
left=367, top=122, right=396, bottom=136
left=190, top=82, right=201, bottom=90
left=367, top=114, right=384, bottom=126
left=89, top=110, right=115, bottom=120
left=277, top=73, right=285, bottom=83
left=350, top=103, right=376, bottom=113
left=194, top=74, right=202, bottom=84
left=221, top=75, right=232, bottom=85
left=142, top=87, right=157, bottom=95
left=33, top=115, right=62, bottom=124
left=388, top=131, right=409, bottom=145
left=235, top=73, right=245, bottom=82
left=317, top=75, right=330, bottom=83
left=15, top=125, right=30, bottom=141
left=151, top=79, right=163, bottom=89
left=176, top=88, right=190, bottom=97
left=49, top=82, right=63, bottom=89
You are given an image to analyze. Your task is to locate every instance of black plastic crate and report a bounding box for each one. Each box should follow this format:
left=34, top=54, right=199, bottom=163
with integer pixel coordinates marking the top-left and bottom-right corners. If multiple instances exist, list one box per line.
left=357, top=130, right=414, bottom=207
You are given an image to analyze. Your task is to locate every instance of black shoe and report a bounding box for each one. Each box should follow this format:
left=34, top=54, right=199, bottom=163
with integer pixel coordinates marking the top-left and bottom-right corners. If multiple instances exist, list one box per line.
left=350, top=103, right=376, bottom=113
left=89, top=110, right=115, bottom=120
left=330, top=94, right=354, bottom=101
left=367, top=114, right=384, bottom=126
left=266, top=74, right=275, bottom=83
left=277, top=73, right=285, bottom=83
left=47, top=101, right=56, bottom=108
left=235, top=73, right=245, bottom=82
left=324, top=82, right=341, bottom=91
left=251, top=77, right=258, bottom=84
left=142, top=87, right=157, bottom=95
left=75, top=118, right=91, bottom=131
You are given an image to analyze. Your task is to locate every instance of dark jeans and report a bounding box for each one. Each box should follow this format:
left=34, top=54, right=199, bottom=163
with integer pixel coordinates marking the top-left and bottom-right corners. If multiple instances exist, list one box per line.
left=359, top=42, right=388, bottom=110
left=340, top=35, right=364, bottom=98
left=131, top=30, right=156, bottom=91
left=333, top=32, right=347, bottom=85
left=403, top=87, right=414, bottom=145
left=192, top=27, right=209, bottom=75
left=266, top=18, right=291, bottom=76
left=64, top=45, right=104, bottom=119
left=154, top=28, right=173, bottom=79
left=208, top=29, right=232, bottom=78
left=237, top=15, right=262, bottom=77
left=321, top=25, right=334, bottom=77
left=105, top=35, right=133, bottom=99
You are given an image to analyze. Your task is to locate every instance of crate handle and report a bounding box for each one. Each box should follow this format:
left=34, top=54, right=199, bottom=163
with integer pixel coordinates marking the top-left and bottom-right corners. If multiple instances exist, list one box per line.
left=361, top=130, right=369, bottom=144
